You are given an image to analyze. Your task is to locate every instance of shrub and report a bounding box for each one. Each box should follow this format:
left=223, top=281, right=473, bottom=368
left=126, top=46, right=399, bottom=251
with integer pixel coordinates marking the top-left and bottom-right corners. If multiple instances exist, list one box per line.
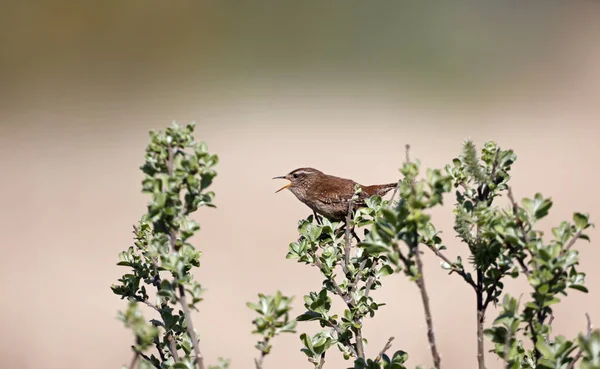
left=112, top=123, right=598, bottom=369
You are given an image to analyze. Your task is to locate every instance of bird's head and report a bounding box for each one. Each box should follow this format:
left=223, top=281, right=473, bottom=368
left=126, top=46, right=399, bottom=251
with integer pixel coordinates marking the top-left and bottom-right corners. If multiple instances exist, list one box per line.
left=273, top=167, right=323, bottom=194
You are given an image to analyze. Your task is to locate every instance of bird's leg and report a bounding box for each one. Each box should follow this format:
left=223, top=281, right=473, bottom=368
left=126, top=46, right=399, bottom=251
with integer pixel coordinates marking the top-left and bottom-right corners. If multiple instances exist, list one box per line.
left=340, top=220, right=361, bottom=243
left=313, top=210, right=323, bottom=225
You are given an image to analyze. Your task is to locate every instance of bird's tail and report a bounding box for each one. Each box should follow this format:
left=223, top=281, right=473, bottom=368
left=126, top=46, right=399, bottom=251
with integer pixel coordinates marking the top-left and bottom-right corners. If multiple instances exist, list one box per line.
left=365, top=182, right=399, bottom=197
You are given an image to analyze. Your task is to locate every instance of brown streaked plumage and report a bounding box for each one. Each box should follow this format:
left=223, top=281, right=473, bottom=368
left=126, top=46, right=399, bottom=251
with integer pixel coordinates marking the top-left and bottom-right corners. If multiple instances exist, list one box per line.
left=273, top=167, right=397, bottom=221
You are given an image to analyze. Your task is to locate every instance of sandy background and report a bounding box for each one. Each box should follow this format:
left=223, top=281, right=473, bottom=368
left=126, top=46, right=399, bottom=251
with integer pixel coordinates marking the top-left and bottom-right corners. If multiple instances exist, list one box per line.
left=1, top=2, right=599, bottom=369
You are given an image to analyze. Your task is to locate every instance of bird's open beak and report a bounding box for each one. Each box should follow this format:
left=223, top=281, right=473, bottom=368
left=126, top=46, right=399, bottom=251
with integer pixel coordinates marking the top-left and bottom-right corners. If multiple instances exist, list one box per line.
left=273, top=176, right=292, bottom=193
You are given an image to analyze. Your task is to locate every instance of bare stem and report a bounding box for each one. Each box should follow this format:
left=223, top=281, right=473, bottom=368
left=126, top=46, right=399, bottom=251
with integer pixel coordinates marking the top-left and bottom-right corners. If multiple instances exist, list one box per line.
left=133, top=346, right=160, bottom=369
left=167, top=333, right=179, bottom=361
left=425, top=244, right=477, bottom=290
left=129, top=351, right=139, bottom=369
left=476, top=270, right=485, bottom=369
left=165, top=143, right=205, bottom=369
left=564, top=229, right=584, bottom=252
left=375, top=336, right=395, bottom=363
left=317, top=352, right=326, bottom=369
left=329, top=323, right=359, bottom=358
left=155, top=338, right=166, bottom=362
left=566, top=313, right=593, bottom=369
left=354, top=327, right=365, bottom=360
left=254, top=337, right=269, bottom=369
left=140, top=299, right=161, bottom=313
left=414, top=247, right=442, bottom=368
left=178, top=285, right=205, bottom=369
left=313, top=258, right=352, bottom=305
left=343, top=197, right=354, bottom=275
left=349, top=259, right=368, bottom=294
left=387, top=181, right=400, bottom=208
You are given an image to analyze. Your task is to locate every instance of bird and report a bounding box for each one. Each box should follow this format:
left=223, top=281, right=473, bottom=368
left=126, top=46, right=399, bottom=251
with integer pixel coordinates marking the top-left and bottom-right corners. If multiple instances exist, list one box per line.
left=273, top=167, right=397, bottom=222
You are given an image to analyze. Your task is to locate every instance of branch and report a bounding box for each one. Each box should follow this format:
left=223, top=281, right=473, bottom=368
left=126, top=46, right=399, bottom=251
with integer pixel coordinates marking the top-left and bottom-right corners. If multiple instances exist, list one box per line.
left=425, top=244, right=477, bottom=291
left=128, top=351, right=139, bottom=369
left=403, top=145, right=441, bottom=368
left=414, top=247, right=442, bottom=368
left=374, top=336, right=395, bottom=363
left=132, top=346, right=160, bottom=369
left=349, top=259, right=368, bottom=294
left=154, top=337, right=166, bottom=362
left=482, top=271, right=505, bottom=311
left=564, top=229, right=584, bottom=252
left=383, top=142, right=410, bottom=209
left=178, top=285, right=206, bottom=369
left=312, top=258, right=351, bottom=305
left=165, top=142, right=205, bottom=369
left=343, top=197, right=354, bottom=275
left=387, top=181, right=400, bottom=208
left=329, top=322, right=359, bottom=358
left=317, top=352, right=326, bottom=369
left=254, top=336, right=269, bottom=369
left=364, top=276, right=375, bottom=299
left=139, top=298, right=161, bottom=313
left=166, top=333, right=179, bottom=361
left=354, top=327, right=365, bottom=360
left=476, top=270, right=485, bottom=369
left=566, top=313, right=593, bottom=369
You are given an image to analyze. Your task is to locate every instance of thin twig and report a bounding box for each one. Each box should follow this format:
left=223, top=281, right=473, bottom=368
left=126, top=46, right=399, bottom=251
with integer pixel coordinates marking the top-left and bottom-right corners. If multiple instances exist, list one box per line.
left=178, top=285, right=206, bottom=369
left=482, top=272, right=504, bottom=311
left=129, top=351, right=140, bottom=369
left=344, top=196, right=366, bottom=361
left=166, top=142, right=205, bottom=369
left=414, top=246, right=442, bottom=368
left=312, top=258, right=351, bottom=305
left=364, top=276, right=375, bottom=299
left=139, top=299, right=161, bottom=313
left=586, top=313, right=592, bottom=336
left=387, top=181, right=400, bottom=208
left=543, top=312, right=557, bottom=345
left=317, top=352, right=326, bottom=369
left=566, top=313, right=593, bottom=369
left=167, top=333, right=179, bottom=361
left=383, top=143, right=412, bottom=210
left=564, top=229, right=584, bottom=252
left=155, top=337, right=166, bottom=362
left=375, top=336, right=395, bottom=363
left=132, top=346, right=160, bottom=369
left=425, top=244, right=477, bottom=290
left=404, top=143, right=441, bottom=368
left=329, top=323, right=359, bottom=358
left=349, top=259, right=368, bottom=294
left=343, top=197, right=355, bottom=275
left=254, top=337, right=269, bottom=369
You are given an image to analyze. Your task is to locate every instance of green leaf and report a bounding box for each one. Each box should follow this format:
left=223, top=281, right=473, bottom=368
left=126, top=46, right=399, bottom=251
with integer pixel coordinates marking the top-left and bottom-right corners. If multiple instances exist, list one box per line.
left=378, top=265, right=394, bottom=277
left=362, top=243, right=389, bottom=256
left=574, top=212, right=590, bottom=230
left=535, top=340, right=553, bottom=359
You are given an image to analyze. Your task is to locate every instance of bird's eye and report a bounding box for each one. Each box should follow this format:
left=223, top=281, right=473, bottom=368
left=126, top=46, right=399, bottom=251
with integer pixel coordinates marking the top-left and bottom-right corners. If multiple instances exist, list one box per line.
left=293, top=173, right=299, bottom=178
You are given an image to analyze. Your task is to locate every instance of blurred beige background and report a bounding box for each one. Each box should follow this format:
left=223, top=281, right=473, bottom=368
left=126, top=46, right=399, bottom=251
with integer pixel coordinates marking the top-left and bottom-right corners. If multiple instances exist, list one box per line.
left=1, top=2, right=599, bottom=369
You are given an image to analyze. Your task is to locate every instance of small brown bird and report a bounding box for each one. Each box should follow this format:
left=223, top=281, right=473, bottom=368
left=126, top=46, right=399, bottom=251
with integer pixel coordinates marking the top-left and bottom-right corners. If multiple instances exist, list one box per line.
left=273, top=167, right=397, bottom=222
